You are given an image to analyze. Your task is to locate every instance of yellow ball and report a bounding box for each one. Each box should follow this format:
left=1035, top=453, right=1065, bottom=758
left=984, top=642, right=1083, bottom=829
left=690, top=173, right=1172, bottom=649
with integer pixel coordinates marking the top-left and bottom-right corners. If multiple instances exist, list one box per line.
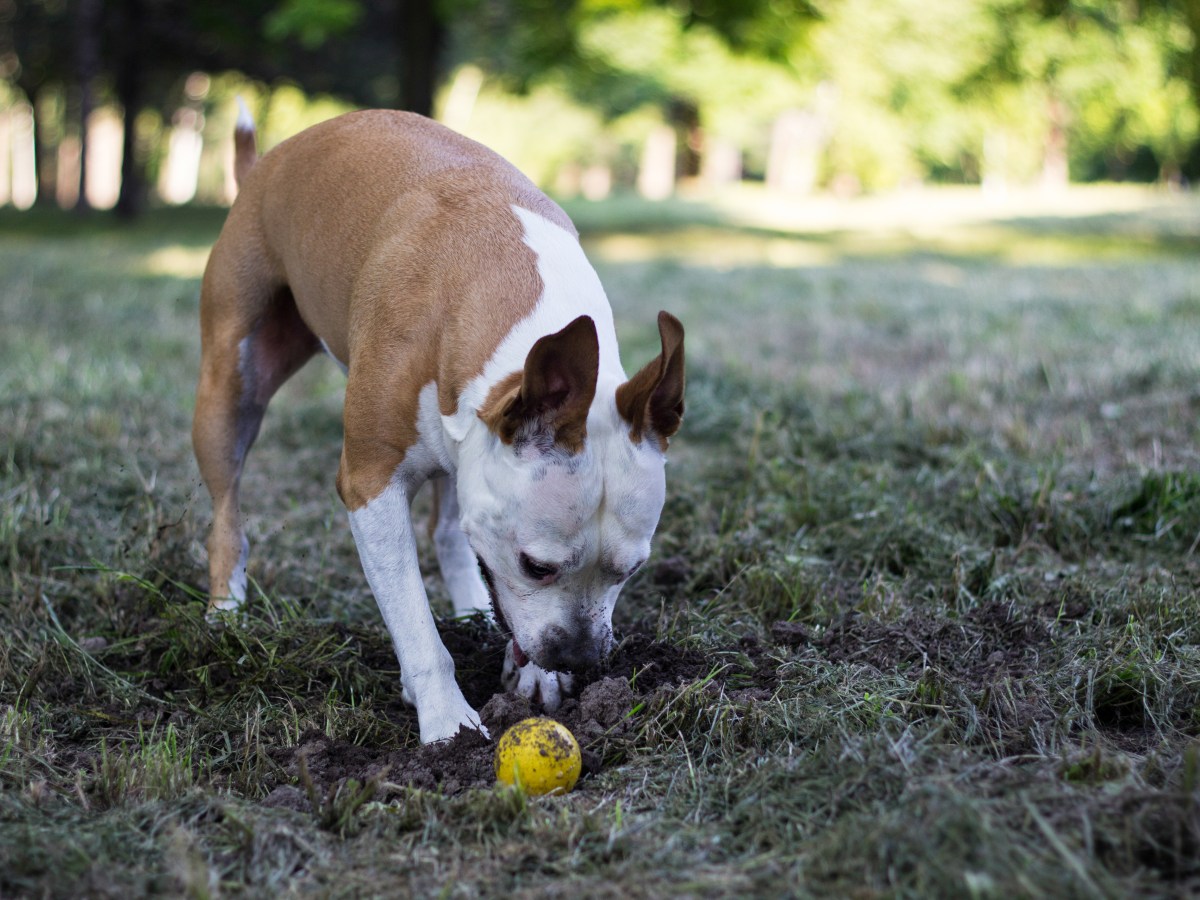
left=494, top=717, right=582, bottom=795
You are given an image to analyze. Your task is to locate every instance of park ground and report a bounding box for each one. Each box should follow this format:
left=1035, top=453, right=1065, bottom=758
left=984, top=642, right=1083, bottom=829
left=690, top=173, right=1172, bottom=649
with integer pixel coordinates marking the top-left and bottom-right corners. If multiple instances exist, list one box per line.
left=1, top=185, right=1199, bottom=897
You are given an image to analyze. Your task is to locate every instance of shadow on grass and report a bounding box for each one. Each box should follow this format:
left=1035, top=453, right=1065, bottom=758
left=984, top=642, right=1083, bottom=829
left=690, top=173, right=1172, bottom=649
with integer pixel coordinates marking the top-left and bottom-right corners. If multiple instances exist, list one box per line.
left=5, top=189, right=1200, bottom=269
left=0, top=205, right=229, bottom=246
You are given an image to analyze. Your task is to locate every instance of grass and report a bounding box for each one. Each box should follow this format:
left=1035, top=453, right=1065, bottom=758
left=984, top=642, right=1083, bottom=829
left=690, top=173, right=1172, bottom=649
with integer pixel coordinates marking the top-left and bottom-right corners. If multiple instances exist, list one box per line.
left=2, top=184, right=1200, bottom=897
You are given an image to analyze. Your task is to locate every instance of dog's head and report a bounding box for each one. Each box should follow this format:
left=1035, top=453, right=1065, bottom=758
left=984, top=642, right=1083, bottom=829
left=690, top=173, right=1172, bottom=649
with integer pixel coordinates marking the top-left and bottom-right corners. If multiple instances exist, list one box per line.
left=459, top=312, right=684, bottom=676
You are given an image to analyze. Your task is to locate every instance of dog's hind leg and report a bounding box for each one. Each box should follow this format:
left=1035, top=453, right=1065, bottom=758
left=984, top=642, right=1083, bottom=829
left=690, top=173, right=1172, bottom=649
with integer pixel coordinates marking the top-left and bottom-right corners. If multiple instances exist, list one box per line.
left=193, top=238, right=319, bottom=612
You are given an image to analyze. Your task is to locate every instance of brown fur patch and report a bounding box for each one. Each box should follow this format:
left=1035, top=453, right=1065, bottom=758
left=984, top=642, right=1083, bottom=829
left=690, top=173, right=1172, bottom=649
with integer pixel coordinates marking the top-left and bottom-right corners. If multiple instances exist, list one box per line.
left=210, top=111, right=580, bottom=509
left=615, top=311, right=686, bottom=450
left=477, top=316, right=600, bottom=454
left=478, top=371, right=525, bottom=440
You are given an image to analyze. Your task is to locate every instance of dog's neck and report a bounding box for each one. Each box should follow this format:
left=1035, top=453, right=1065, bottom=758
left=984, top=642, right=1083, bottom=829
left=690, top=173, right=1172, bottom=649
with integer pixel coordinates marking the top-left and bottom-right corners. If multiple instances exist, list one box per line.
left=442, top=205, right=625, bottom=448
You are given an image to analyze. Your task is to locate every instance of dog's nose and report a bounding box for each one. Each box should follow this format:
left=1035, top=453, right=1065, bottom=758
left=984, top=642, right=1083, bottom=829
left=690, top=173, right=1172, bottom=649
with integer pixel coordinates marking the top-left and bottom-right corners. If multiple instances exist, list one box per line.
left=536, top=625, right=609, bottom=675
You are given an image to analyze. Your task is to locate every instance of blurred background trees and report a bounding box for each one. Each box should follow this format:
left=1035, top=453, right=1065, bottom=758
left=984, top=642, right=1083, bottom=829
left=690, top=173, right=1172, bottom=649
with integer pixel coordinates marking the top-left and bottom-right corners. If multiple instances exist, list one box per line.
left=0, top=0, right=1197, bottom=215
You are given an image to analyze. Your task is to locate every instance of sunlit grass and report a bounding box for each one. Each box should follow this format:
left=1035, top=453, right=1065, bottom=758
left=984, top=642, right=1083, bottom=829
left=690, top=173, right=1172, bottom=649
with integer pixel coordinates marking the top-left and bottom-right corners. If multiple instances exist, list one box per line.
left=138, top=246, right=212, bottom=279
left=573, top=183, right=1200, bottom=267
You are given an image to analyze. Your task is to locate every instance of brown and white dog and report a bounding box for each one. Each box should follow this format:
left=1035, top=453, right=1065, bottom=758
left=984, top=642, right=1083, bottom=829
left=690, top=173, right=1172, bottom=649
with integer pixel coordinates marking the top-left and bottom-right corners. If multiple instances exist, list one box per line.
left=193, top=108, right=684, bottom=743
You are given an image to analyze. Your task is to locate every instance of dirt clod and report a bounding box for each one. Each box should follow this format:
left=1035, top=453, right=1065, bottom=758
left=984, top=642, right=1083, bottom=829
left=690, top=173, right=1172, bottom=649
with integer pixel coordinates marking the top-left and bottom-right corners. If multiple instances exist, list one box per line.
left=650, top=555, right=691, bottom=587
left=770, top=621, right=814, bottom=647
left=579, top=677, right=635, bottom=728
left=266, top=626, right=724, bottom=800
left=479, top=692, right=535, bottom=734
left=262, top=785, right=311, bottom=813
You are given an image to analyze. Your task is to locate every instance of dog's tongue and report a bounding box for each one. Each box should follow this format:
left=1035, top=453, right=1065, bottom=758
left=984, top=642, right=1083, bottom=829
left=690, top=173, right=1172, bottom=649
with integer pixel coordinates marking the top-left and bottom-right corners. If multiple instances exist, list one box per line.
left=512, top=637, right=529, bottom=668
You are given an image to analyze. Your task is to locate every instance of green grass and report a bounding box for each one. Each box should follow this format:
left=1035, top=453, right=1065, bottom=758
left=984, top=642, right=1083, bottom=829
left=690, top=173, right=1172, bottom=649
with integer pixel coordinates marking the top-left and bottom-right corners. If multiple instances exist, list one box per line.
left=2, top=185, right=1200, bottom=897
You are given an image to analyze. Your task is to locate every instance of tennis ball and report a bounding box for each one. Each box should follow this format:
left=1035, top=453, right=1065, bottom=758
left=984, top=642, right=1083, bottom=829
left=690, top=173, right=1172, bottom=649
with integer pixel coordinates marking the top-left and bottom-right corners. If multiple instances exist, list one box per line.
left=494, top=717, right=582, bottom=795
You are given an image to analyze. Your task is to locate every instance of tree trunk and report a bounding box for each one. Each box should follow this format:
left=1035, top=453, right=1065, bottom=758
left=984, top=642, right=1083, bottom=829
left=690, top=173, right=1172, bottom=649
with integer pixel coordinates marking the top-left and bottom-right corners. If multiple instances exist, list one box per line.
left=1182, top=1, right=1200, bottom=115
left=115, top=0, right=145, bottom=219
left=668, top=98, right=701, bottom=180
left=7, top=103, right=39, bottom=209
left=1040, top=94, right=1068, bottom=192
left=31, top=87, right=55, bottom=206
left=75, top=0, right=102, bottom=213
left=638, top=125, right=676, bottom=200
left=767, top=86, right=835, bottom=194
left=397, top=0, right=443, bottom=117
left=767, top=109, right=825, bottom=194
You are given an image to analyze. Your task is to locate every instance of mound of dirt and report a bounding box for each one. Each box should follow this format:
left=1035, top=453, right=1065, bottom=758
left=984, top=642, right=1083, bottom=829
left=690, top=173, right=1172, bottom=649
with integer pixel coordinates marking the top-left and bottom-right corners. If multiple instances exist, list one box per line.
left=267, top=626, right=714, bottom=803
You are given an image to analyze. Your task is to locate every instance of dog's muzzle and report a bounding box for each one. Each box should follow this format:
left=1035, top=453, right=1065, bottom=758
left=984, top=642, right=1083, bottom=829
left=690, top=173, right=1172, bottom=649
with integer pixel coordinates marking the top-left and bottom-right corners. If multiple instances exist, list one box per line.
left=475, top=554, right=609, bottom=675
left=533, top=624, right=610, bottom=677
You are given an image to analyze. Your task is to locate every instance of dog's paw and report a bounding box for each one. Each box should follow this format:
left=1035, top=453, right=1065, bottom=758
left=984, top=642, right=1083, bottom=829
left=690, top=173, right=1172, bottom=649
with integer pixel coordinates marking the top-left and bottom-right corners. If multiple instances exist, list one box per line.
left=204, top=598, right=243, bottom=626
left=502, top=639, right=575, bottom=712
left=417, top=697, right=489, bottom=745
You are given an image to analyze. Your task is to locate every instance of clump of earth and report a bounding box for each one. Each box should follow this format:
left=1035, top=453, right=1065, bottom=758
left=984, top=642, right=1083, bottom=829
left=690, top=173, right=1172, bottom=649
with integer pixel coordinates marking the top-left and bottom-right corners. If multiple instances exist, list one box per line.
left=265, top=623, right=710, bottom=807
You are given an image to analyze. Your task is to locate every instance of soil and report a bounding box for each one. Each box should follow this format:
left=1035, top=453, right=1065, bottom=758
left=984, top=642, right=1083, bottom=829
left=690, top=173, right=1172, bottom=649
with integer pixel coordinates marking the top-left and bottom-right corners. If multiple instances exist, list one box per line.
left=778, top=599, right=1053, bottom=688
left=262, top=601, right=1071, bottom=804
left=776, top=600, right=1068, bottom=756
left=268, top=620, right=713, bottom=804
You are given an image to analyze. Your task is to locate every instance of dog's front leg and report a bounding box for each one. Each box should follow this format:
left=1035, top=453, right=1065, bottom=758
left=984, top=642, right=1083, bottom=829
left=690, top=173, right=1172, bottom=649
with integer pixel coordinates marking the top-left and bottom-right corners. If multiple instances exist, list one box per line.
left=346, top=478, right=486, bottom=744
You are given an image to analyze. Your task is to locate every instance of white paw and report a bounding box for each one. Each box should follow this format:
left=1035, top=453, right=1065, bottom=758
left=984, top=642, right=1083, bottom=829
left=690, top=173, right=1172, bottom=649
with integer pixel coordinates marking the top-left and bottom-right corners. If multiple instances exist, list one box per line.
left=414, top=691, right=489, bottom=745
left=206, top=536, right=249, bottom=621
left=502, top=639, right=575, bottom=712
left=204, top=597, right=242, bottom=625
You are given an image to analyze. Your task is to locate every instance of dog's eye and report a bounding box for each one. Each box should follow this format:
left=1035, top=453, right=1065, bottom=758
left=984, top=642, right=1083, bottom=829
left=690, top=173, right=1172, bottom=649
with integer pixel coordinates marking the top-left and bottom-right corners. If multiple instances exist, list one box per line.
left=519, top=552, right=559, bottom=582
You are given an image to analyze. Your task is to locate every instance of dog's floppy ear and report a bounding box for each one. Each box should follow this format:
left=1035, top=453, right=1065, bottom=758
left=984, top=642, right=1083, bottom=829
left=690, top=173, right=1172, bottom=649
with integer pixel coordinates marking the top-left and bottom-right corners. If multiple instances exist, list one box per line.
left=479, top=315, right=600, bottom=453
left=616, top=311, right=685, bottom=449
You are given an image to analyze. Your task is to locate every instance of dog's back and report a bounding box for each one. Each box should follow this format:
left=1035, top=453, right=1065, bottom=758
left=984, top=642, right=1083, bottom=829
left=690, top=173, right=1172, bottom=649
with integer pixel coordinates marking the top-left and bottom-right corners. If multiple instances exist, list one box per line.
left=209, top=111, right=577, bottom=397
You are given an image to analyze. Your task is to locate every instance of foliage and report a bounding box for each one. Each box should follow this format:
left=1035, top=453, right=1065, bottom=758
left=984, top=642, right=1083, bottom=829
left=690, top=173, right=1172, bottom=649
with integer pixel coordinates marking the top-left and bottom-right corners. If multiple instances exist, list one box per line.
left=451, top=0, right=1200, bottom=190
left=264, top=0, right=365, bottom=49
left=2, top=0, right=1200, bottom=206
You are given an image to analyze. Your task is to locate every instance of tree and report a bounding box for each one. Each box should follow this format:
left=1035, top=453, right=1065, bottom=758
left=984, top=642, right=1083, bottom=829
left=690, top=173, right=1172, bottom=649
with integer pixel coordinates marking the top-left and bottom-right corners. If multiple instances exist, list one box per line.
left=397, top=0, right=444, bottom=116
left=1, top=0, right=826, bottom=213
left=3, top=0, right=72, bottom=205
left=964, top=0, right=1198, bottom=183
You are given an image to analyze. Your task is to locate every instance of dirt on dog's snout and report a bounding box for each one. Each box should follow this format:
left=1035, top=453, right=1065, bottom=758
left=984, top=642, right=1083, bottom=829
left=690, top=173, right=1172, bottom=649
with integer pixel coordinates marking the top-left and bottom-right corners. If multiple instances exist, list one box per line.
left=266, top=622, right=710, bottom=807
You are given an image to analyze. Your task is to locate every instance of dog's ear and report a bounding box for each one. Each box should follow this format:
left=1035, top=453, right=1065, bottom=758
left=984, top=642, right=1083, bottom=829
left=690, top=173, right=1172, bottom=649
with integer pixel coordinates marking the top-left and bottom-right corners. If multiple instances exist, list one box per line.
left=616, top=311, right=685, bottom=449
left=479, top=315, right=599, bottom=453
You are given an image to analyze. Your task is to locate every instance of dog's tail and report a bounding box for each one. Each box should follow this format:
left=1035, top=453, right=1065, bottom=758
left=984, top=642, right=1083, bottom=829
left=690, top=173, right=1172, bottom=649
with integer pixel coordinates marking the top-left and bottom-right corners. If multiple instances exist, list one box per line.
left=234, top=96, right=258, bottom=189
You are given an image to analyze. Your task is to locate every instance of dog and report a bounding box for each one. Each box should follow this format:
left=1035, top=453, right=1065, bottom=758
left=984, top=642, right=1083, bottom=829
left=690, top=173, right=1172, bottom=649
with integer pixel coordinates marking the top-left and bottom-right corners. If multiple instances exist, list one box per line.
left=192, top=107, right=685, bottom=744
